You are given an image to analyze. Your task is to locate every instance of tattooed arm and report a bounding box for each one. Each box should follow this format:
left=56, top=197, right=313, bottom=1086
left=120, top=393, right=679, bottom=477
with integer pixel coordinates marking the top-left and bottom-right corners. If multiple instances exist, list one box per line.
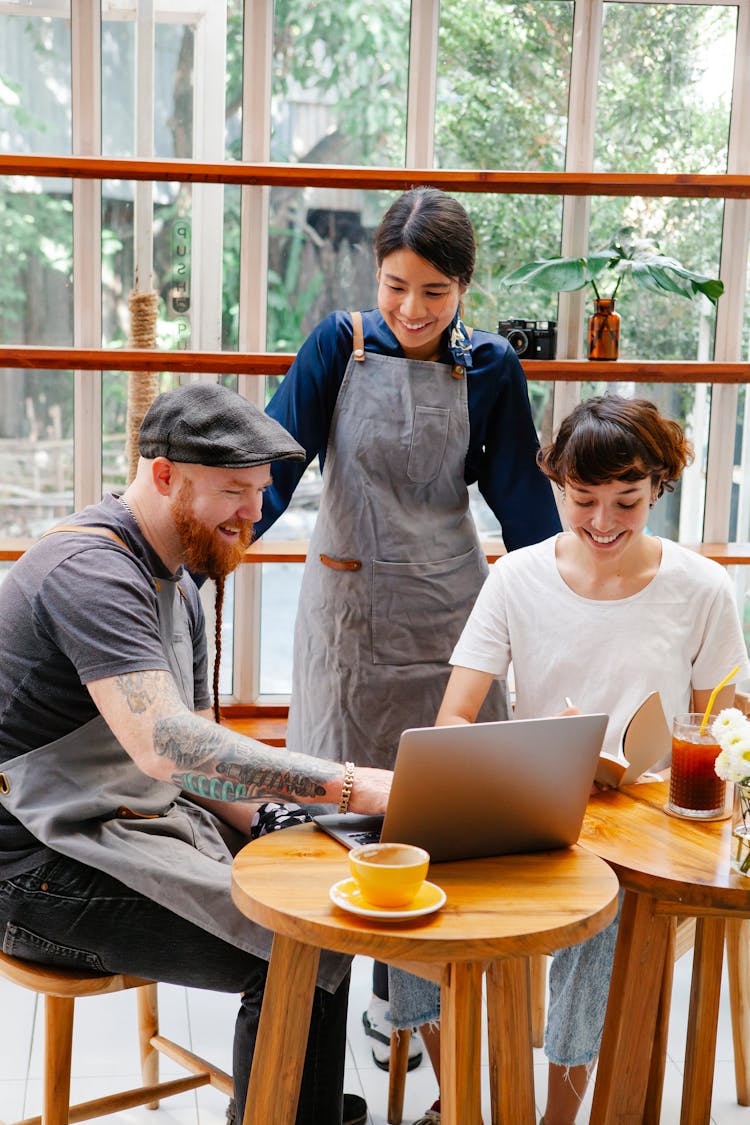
left=87, top=669, right=391, bottom=818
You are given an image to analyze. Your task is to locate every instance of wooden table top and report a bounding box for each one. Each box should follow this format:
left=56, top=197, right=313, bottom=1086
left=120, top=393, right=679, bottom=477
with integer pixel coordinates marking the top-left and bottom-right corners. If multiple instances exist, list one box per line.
left=231, top=823, right=619, bottom=964
left=580, top=777, right=750, bottom=915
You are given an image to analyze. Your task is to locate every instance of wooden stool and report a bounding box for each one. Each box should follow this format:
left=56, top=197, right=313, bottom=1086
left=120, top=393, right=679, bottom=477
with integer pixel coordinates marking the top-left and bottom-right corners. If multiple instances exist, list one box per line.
left=0, top=948, right=232, bottom=1125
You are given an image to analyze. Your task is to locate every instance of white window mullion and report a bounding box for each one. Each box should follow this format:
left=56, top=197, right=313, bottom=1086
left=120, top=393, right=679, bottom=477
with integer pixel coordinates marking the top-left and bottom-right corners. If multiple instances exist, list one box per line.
left=189, top=2, right=227, bottom=356
left=71, top=0, right=102, bottom=511
left=232, top=0, right=274, bottom=705
left=553, top=0, right=604, bottom=436
left=405, top=0, right=439, bottom=167
left=704, top=0, right=750, bottom=542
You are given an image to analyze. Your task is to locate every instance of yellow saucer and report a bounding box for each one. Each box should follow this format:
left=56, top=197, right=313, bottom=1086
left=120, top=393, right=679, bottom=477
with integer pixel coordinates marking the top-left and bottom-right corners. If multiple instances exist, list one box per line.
left=329, top=878, right=446, bottom=920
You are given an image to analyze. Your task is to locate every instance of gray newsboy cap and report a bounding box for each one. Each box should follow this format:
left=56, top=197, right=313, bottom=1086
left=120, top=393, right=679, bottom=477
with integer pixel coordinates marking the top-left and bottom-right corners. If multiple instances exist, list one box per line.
left=138, top=383, right=305, bottom=468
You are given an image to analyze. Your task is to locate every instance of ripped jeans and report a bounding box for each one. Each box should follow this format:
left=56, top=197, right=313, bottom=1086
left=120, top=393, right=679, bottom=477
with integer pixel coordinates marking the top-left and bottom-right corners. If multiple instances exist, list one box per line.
left=388, top=892, right=623, bottom=1067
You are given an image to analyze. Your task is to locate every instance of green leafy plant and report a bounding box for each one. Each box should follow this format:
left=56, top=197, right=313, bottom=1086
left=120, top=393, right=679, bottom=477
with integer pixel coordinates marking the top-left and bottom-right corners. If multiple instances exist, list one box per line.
left=500, top=226, right=724, bottom=305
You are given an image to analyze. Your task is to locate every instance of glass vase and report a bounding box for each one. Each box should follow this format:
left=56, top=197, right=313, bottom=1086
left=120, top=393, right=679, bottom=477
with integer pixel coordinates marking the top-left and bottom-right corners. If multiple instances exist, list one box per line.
left=587, top=298, right=620, bottom=360
left=730, top=782, right=750, bottom=876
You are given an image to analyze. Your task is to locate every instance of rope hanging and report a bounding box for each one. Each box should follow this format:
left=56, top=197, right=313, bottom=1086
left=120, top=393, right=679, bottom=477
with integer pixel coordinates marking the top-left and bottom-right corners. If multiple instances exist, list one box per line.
left=125, top=289, right=160, bottom=484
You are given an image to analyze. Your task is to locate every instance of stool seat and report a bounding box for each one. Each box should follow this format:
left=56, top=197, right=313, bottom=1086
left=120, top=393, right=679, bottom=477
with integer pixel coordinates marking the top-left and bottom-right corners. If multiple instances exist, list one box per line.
left=0, top=947, right=232, bottom=1125
left=0, top=948, right=149, bottom=997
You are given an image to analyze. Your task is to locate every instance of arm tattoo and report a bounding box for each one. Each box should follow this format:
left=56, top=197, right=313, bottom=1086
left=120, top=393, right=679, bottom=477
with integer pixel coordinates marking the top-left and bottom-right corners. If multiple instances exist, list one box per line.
left=115, top=670, right=182, bottom=714
left=152, top=713, right=337, bottom=803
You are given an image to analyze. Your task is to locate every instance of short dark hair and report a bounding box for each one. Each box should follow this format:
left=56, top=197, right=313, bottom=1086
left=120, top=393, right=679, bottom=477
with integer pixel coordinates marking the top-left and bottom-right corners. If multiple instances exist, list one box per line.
left=538, top=394, right=693, bottom=497
left=373, top=187, right=476, bottom=288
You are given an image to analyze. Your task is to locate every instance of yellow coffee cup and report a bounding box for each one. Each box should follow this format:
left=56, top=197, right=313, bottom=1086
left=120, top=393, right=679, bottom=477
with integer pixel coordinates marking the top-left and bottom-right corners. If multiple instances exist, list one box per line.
left=348, top=842, right=430, bottom=908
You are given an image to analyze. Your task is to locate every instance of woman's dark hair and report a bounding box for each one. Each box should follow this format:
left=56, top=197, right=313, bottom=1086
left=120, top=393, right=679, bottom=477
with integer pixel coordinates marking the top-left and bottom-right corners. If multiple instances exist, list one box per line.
left=373, top=187, right=476, bottom=288
left=538, top=394, right=694, bottom=498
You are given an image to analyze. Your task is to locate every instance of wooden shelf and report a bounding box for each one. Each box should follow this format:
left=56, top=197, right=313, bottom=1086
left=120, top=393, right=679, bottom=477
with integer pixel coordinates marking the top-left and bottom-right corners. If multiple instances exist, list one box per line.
left=3, top=155, right=750, bottom=199
left=0, top=348, right=747, bottom=384
left=3, top=538, right=750, bottom=566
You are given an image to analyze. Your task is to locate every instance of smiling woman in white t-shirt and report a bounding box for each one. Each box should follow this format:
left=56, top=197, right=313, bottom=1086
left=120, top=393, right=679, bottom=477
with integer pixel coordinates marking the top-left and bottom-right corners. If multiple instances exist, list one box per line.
left=395, top=394, right=750, bottom=1125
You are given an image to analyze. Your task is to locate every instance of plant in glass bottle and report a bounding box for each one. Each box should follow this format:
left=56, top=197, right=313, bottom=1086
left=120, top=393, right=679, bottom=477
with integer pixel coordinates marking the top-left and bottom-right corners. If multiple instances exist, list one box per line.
left=500, top=226, right=724, bottom=360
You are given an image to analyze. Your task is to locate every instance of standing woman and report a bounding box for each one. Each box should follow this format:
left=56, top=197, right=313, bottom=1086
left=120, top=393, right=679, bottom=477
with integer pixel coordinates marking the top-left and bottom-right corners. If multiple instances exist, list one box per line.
left=256, top=186, right=561, bottom=1060
left=258, top=186, right=560, bottom=767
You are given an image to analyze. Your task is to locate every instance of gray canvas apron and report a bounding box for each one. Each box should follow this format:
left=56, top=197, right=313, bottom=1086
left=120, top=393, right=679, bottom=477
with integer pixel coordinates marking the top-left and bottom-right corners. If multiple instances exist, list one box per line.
left=287, top=312, right=507, bottom=768
left=0, top=527, right=348, bottom=991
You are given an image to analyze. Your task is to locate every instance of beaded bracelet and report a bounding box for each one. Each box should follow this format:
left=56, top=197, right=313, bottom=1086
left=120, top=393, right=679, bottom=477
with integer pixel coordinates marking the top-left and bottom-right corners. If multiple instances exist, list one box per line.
left=338, top=761, right=355, bottom=814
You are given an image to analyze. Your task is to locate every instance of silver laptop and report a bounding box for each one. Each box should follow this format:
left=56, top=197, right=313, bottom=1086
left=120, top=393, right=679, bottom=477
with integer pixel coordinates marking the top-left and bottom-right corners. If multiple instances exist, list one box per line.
left=314, top=713, right=608, bottom=862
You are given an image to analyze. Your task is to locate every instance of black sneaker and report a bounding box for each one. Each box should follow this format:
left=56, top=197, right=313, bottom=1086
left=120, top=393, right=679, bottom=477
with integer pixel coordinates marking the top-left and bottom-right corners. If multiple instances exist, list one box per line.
left=343, top=1092, right=368, bottom=1125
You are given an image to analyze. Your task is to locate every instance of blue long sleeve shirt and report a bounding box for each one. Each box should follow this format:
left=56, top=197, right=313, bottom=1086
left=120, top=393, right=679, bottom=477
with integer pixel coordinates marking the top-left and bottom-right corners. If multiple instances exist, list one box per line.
left=257, top=309, right=561, bottom=551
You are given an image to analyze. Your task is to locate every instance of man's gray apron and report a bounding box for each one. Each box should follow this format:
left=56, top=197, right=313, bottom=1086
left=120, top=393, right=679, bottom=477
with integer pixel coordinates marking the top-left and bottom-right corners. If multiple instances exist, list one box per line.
left=0, top=528, right=347, bottom=991
left=287, top=312, right=507, bottom=768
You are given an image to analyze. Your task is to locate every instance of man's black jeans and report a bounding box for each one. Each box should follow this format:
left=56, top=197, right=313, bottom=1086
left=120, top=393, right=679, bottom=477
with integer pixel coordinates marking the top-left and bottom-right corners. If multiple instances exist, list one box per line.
left=0, top=854, right=350, bottom=1123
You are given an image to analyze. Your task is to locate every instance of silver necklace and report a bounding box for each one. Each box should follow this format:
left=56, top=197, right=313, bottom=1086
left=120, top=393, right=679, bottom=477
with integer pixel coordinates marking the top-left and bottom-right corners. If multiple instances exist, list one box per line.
left=117, top=493, right=141, bottom=530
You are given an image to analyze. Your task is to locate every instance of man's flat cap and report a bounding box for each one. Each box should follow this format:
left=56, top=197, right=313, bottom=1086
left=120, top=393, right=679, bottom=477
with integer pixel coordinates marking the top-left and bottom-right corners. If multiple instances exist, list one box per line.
left=138, top=383, right=305, bottom=468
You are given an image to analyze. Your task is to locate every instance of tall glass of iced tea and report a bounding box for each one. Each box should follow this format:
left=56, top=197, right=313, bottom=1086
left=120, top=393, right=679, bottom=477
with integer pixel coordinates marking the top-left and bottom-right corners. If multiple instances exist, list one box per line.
left=668, top=713, right=727, bottom=818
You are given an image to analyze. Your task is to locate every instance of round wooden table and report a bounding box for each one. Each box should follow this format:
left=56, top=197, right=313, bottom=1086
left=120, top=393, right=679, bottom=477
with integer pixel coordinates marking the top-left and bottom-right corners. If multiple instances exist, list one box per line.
left=231, top=822, right=618, bottom=1125
left=580, top=777, right=750, bottom=1125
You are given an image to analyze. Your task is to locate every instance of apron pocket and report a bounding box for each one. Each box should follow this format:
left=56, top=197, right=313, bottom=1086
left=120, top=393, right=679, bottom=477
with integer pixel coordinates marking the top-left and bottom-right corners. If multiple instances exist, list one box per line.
left=371, top=547, right=487, bottom=666
left=407, top=406, right=450, bottom=483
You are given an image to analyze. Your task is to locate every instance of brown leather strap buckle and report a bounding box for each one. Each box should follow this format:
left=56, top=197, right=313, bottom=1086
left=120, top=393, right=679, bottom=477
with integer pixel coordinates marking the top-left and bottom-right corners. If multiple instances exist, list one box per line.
left=320, top=553, right=362, bottom=572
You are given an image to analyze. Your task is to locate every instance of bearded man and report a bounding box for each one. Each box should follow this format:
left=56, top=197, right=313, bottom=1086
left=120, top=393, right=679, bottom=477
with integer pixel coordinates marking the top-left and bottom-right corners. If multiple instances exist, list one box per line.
left=0, top=382, right=390, bottom=1125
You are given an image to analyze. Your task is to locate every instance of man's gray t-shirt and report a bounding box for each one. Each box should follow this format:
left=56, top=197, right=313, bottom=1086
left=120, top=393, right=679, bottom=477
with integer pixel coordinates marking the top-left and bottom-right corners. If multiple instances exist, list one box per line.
left=0, top=494, right=210, bottom=877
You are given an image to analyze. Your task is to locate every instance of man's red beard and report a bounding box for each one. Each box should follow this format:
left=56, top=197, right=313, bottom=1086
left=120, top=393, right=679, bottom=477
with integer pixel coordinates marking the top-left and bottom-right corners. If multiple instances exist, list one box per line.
left=172, top=479, right=254, bottom=580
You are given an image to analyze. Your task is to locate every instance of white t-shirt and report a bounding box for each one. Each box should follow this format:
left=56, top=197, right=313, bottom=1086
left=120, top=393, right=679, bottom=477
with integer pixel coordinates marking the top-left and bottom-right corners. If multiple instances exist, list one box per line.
left=450, top=535, right=750, bottom=762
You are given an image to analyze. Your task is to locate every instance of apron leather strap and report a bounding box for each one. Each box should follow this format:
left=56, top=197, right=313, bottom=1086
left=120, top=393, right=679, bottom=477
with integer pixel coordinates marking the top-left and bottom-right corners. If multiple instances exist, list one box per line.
left=43, top=525, right=130, bottom=551
left=351, top=311, right=365, bottom=362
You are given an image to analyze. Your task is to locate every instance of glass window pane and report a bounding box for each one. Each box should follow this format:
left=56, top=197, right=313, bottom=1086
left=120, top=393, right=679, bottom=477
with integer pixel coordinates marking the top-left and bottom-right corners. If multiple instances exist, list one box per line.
left=0, top=369, right=75, bottom=536
left=0, top=8, right=71, bottom=156
left=435, top=0, right=574, bottom=172
left=260, top=563, right=303, bottom=695
left=596, top=3, right=736, bottom=174
left=271, top=1, right=409, bottom=167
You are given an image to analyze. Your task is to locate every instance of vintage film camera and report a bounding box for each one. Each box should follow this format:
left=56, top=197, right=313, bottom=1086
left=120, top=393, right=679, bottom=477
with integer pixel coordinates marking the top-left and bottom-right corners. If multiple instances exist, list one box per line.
left=498, top=318, right=557, bottom=359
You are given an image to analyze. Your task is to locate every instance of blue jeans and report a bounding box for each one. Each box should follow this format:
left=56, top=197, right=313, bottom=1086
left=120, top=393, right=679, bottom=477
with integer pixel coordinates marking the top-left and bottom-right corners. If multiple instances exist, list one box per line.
left=388, top=892, right=624, bottom=1067
left=0, top=853, right=350, bottom=1124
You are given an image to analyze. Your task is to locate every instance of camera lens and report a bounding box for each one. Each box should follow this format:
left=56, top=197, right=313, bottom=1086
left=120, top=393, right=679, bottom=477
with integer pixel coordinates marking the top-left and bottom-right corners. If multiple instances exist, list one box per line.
left=507, top=328, right=529, bottom=356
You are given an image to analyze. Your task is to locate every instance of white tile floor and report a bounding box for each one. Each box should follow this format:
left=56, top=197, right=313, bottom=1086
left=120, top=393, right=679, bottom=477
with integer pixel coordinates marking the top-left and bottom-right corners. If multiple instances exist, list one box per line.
left=0, top=947, right=744, bottom=1124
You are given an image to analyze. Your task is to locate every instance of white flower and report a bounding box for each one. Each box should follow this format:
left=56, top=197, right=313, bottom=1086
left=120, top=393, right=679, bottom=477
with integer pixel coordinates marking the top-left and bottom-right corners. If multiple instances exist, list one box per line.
left=712, top=709, right=750, bottom=784
left=712, top=708, right=746, bottom=737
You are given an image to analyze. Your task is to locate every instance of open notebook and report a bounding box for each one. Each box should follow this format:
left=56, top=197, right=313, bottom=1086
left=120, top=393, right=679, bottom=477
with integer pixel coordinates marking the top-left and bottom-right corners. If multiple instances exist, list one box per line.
left=594, top=691, right=671, bottom=788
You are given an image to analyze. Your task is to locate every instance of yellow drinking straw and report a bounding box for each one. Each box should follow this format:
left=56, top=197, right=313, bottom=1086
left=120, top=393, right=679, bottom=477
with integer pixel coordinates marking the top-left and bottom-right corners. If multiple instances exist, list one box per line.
left=699, top=664, right=740, bottom=732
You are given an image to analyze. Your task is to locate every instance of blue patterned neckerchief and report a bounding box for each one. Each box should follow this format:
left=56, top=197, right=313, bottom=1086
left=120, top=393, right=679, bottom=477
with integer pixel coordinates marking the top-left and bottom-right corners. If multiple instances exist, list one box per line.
left=447, top=307, right=473, bottom=376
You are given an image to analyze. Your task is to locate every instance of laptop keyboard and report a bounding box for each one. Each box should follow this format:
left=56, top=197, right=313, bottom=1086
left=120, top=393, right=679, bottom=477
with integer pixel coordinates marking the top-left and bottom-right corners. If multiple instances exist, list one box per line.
left=349, top=829, right=381, bottom=846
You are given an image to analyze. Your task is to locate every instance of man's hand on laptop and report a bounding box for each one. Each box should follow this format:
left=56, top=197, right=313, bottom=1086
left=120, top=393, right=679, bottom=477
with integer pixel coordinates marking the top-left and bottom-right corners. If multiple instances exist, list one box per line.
left=348, top=767, right=392, bottom=815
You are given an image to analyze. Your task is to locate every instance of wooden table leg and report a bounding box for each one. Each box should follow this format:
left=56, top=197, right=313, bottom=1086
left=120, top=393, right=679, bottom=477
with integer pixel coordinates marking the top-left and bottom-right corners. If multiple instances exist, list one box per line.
left=440, top=961, right=484, bottom=1125
left=243, top=933, right=320, bottom=1125
left=486, top=956, right=535, bottom=1125
left=643, top=917, right=677, bottom=1125
left=680, top=915, right=726, bottom=1125
left=590, top=890, right=671, bottom=1125
left=726, top=916, right=750, bottom=1106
